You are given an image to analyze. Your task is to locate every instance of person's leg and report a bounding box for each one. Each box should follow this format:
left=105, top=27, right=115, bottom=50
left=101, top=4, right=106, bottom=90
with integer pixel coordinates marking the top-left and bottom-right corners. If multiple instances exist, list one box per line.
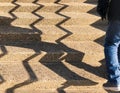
left=118, top=45, right=120, bottom=65
left=104, top=21, right=120, bottom=87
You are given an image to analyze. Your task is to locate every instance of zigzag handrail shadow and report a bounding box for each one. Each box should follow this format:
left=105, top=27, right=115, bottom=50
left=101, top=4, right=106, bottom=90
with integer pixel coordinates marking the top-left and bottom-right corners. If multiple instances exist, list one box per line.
left=55, top=0, right=72, bottom=44
left=9, top=0, right=20, bottom=21
left=9, top=0, right=44, bottom=35
left=30, top=0, right=44, bottom=34
left=4, top=0, right=44, bottom=92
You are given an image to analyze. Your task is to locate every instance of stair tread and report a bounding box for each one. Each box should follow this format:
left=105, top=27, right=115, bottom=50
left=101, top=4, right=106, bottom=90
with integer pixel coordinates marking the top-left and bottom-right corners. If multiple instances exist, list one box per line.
left=0, top=2, right=40, bottom=6
left=0, top=80, right=107, bottom=93
left=0, top=12, right=101, bottom=26
left=0, top=59, right=106, bottom=92
left=0, top=12, right=12, bottom=18
left=34, top=13, right=101, bottom=26
left=37, top=25, right=106, bottom=34
left=0, top=2, right=97, bottom=15
left=39, top=2, right=96, bottom=6
left=39, top=26, right=105, bottom=42
left=0, top=41, right=103, bottom=53
left=0, top=25, right=106, bottom=33
left=0, top=26, right=39, bottom=34
left=15, top=3, right=40, bottom=6
left=0, top=25, right=105, bottom=42
left=0, top=14, right=100, bottom=26
left=0, top=0, right=97, bottom=3
left=38, top=0, right=92, bottom=3
left=0, top=3, right=15, bottom=6
left=12, top=12, right=39, bottom=18
left=5, top=12, right=98, bottom=18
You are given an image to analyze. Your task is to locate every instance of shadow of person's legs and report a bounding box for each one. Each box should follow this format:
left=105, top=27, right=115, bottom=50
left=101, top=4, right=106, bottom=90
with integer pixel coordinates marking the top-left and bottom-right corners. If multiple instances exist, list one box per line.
left=39, top=42, right=98, bottom=92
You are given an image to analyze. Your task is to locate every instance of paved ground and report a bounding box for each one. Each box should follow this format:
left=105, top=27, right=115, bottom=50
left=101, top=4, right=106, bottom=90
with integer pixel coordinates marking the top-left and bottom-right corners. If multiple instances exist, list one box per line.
left=0, top=0, right=115, bottom=93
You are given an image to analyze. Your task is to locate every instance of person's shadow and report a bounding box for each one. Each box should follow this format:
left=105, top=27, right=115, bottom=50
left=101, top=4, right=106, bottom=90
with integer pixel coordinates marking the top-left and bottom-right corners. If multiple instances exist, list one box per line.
left=39, top=42, right=102, bottom=93
left=0, top=16, right=99, bottom=93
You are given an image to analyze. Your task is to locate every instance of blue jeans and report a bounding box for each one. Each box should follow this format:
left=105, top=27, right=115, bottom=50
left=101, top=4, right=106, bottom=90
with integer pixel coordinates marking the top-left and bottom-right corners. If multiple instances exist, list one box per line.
left=104, top=20, right=120, bottom=85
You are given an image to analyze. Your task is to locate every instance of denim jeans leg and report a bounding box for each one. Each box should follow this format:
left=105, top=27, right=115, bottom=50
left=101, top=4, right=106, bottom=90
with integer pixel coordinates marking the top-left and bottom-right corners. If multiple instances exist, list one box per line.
left=104, top=21, right=120, bottom=85
left=118, top=46, right=120, bottom=65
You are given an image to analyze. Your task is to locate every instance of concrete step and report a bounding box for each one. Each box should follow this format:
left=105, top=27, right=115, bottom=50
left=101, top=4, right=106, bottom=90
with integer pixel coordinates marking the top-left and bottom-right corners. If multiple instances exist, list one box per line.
left=0, top=3, right=15, bottom=12
left=3, top=89, right=107, bottom=93
left=36, top=3, right=96, bottom=13
left=0, top=25, right=105, bottom=42
left=38, top=0, right=97, bottom=3
left=35, top=13, right=101, bottom=26
left=60, top=12, right=100, bottom=25
left=39, top=25, right=106, bottom=42
left=0, top=12, right=102, bottom=26
left=39, top=0, right=81, bottom=3
left=0, top=12, right=39, bottom=26
left=0, top=52, right=105, bottom=91
left=59, top=3, right=96, bottom=13
left=0, top=0, right=34, bottom=3
left=0, top=52, right=106, bottom=93
left=0, top=87, right=108, bottom=93
left=0, top=66, right=106, bottom=93
left=0, top=11, right=105, bottom=42
left=0, top=1, right=102, bottom=42
left=0, top=25, right=41, bottom=42
left=0, top=3, right=97, bottom=15
left=0, top=55, right=106, bottom=93
left=0, top=61, right=106, bottom=81
left=0, top=41, right=104, bottom=62
left=0, top=0, right=97, bottom=4
left=0, top=0, right=13, bottom=3
left=0, top=14, right=41, bottom=42
left=0, top=0, right=96, bottom=3
left=0, top=3, right=39, bottom=12
left=0, top=2, right=96, bottom=13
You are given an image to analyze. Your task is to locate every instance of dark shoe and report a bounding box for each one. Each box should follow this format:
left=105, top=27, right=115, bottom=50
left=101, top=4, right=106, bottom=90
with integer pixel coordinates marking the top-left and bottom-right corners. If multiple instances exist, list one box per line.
left=103, top=82, right=120, bottom=91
